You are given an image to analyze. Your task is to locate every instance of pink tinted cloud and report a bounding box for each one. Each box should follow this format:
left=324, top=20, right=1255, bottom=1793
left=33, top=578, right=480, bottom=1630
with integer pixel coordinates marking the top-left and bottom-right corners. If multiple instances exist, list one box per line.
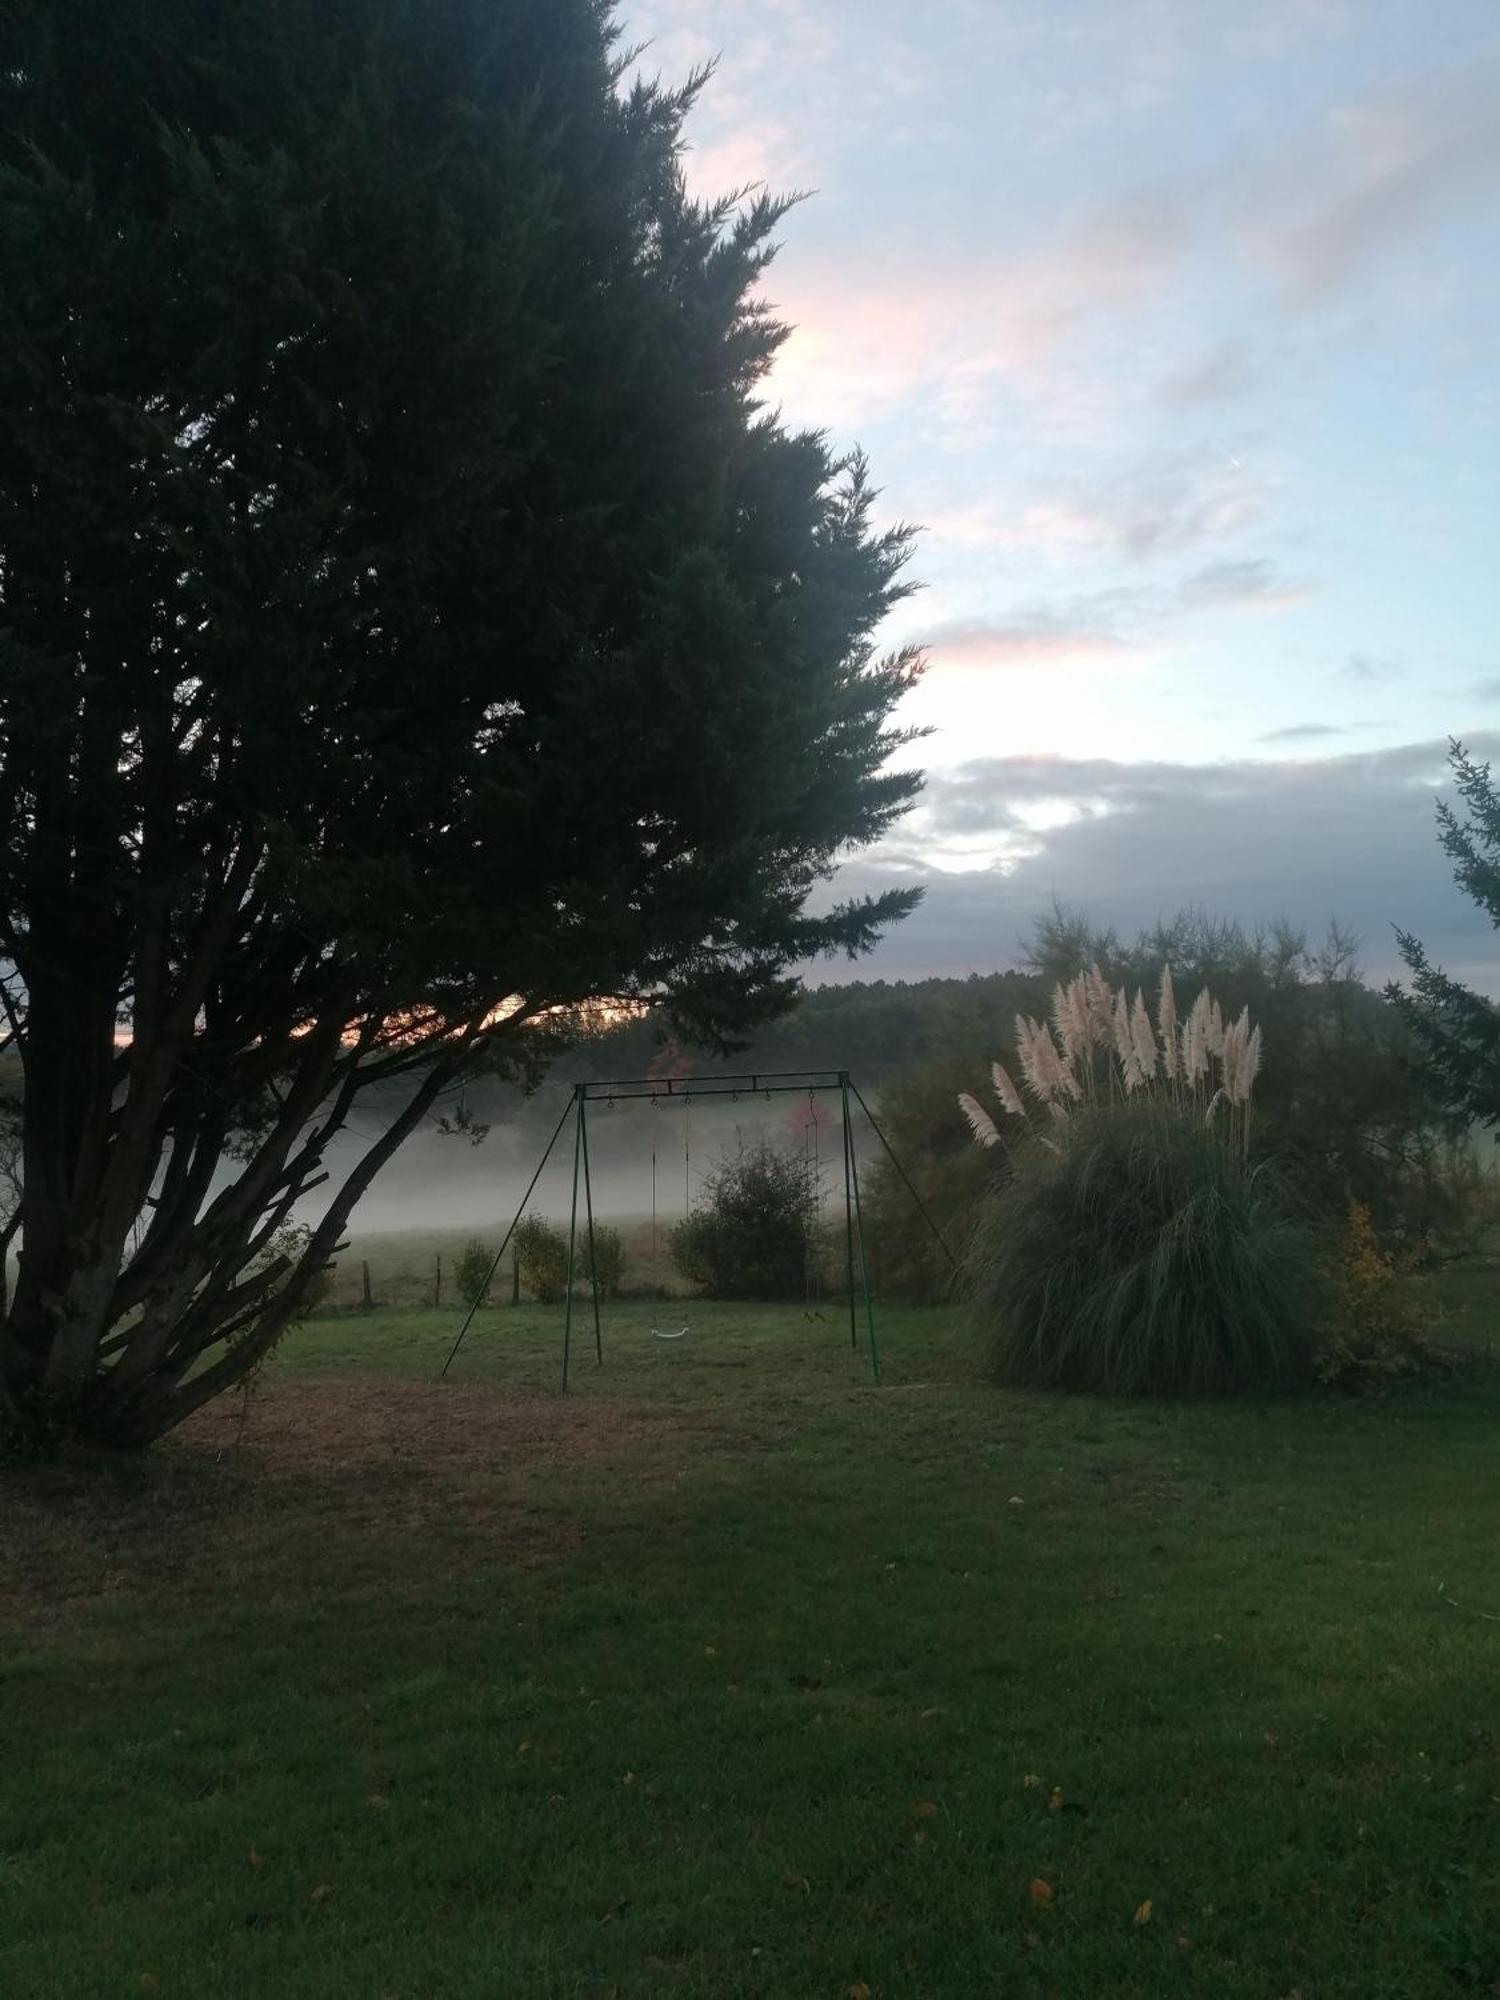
left=922, top=611, right=1146, bottom=672
left=763, top=194, right=1188, bottom=428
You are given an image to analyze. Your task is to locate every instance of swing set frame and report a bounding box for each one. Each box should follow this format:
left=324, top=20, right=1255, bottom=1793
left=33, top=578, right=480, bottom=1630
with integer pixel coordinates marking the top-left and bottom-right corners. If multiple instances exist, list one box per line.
left=438, top=1069, right=954, bottom=1389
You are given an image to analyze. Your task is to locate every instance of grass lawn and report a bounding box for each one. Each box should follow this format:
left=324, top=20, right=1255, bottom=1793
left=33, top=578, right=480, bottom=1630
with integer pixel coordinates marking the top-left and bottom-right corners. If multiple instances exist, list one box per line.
left=4, top=1287, right=1500, bottom=1997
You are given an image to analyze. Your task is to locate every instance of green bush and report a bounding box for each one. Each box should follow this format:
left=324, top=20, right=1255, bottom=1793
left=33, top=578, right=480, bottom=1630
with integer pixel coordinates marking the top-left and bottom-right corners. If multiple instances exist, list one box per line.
left=583, top=1223, right=625, bottom=1299
left=668, top=1142, right=816, bottom=1300
left=966, top=1100, right=1320, bottom=1397
left=513, top=1214, right=569, bottom=1305
left=454, top=1238, right=495, bottom=1309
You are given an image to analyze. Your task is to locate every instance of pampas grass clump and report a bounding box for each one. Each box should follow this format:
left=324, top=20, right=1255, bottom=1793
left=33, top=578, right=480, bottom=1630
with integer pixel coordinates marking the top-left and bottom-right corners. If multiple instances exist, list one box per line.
left=966, top=1099, right=1319, bottom=1397
left=958, top=964, right=1315, bottom=1397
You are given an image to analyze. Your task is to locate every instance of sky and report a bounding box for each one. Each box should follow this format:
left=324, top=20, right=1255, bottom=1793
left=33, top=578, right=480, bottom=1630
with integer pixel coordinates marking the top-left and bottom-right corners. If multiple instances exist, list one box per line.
left=626, top=0, right=1500, bottom=990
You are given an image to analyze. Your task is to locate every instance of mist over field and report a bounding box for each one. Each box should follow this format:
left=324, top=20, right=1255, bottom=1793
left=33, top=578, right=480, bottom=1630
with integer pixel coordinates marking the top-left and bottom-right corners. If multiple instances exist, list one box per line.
left=305, top=1085, right=844, bottom=1239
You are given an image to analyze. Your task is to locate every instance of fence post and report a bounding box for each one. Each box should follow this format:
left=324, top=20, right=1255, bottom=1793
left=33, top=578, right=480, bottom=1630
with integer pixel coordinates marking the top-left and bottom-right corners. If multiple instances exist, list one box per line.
left=434, top=1252, right=442, bottom=1308
left=361, top=1259, right=373, bottom=1310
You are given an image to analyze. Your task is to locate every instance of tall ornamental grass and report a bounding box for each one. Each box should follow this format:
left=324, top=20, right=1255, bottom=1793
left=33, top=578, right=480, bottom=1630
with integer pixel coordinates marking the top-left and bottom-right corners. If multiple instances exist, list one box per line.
left=960, top=966, right=1319, bottom=1397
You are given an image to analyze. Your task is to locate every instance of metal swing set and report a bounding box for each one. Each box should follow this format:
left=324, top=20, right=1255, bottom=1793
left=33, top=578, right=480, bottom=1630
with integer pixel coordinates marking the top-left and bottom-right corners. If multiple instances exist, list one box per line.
left=438, top=1068, right=954, bottom=1390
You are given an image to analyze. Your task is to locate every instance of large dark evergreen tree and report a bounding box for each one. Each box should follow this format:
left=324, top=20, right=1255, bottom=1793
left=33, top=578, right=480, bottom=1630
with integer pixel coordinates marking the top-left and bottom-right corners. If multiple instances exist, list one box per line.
left=1390, top=741, right=1500, bottom=1130
left=0, top=0, right=922, bottom=1444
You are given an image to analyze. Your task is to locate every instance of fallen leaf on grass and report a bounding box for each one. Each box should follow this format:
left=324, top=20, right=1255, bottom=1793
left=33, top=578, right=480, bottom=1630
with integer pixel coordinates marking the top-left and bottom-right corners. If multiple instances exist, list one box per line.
left=848, top=1984, right=872, bottom=1999
left=1048, top=1788, right=1064, bottom=1811
left=309, top=1884, right=334, bottom=1906
left=1029, top=1878, right=1055, bottom=1908
left=367, top=1793, right=388, bottom=1811
left=598, top=1898, right=630, bottom=1924
left=912, top=1799, right=939, bottom=1819
left=1133, top=1899, right=1153, bottom=1926
left=138, top=1980, right=159, bottom=1995
left=1022, top=1774, right=1042, bottom=1789
left=790, top=1673, right=822, bottom=1691
left=247, top=1846, right=263, bottom=1869
left=780, top=1872, right=810, bottom=1894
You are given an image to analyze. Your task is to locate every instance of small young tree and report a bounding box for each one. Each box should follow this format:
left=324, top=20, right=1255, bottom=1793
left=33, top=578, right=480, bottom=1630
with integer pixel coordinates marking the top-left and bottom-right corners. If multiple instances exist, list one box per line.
left=669, top=1142, right=816, bottom=1299
left=454, top=1240, right=495, bottom=1311
left=513, top=1216, right=569, bottom=1305
left=583, top=1224, right=625, bottom=1300
left=1390, top=741, right=1500, bottom=1131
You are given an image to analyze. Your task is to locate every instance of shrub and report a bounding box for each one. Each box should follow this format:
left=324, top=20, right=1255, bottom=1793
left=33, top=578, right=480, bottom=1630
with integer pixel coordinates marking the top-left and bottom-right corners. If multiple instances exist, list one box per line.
left=1315, top=1201, right=1441, bottom=1390
left=966, top=1100, right=1320, bottom=1397
left=512, top=1214, right=569, bottom=1305
left=454, top=1238, right=495, bottom=1309
left=583, top=1223, right=625, bottom=1299
left=668, top=1141, right=816, bottom=1300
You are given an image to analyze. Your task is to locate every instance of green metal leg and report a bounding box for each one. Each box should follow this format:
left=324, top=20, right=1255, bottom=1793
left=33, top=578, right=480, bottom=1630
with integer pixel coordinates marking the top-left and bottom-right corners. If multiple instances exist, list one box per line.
left=561, top=1089, right=583, bottom=1392
left=580, top=1093, right=603, bottom=1367
left=840, top=1077, right=858, bottom=1351
left=846, top=1092, right=879, bottom=1383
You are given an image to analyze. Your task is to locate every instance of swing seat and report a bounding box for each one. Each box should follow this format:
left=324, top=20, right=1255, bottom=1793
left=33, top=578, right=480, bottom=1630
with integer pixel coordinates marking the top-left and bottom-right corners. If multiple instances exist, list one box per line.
left=651, top=1325, right=690, bottom=1341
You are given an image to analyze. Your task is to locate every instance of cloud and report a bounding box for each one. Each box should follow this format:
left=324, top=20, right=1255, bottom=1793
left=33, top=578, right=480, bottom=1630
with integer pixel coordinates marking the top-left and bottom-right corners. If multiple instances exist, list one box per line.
left=1238, top=56, right=1500, bottom=308
left=1257, top=723, right=1344, bottom=743
left=764, top=192, right=1188, bottom=430
left=1178, top=558, right=1313, bottom=611
left=824, top=736, right=1498, bottom=991
left=923, top=592, right=1149, bottom=671
left=1342, top=653, right=1404, bottom=684
left=922, top=448, right=1270, bottom=568
left=1158, top=340, right=1254, bottom=406
left=1470, top=677, right=1500, bottom=703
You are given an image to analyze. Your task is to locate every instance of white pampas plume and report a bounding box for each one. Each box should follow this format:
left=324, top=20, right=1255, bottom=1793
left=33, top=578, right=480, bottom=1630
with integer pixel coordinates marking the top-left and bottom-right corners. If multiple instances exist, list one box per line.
left=1052, top=1028, right=1082, bottom=1098
left=1049, top=1099, right=1071, bottom=1125
left=1185, top=989, right=1212, bottom=1084
left=1208, top=998, right=1226, bottom=1060
left=958, top=1092, right=1000, bottom=1149
left=1243, top=1023, right=1262, bottom=1101
left=1052, top=975, right=1091, bottom=1065
left=1022, top=1014, right=1076, bottom=1101
left=1224, top=1007, right=1255, bottom=1103
left=1113, top=989, right=1144, bottom=1090
left=1204, top=1087, right=1226, bottom=1124
left=1112, top=987, right=1133, bottom=1067
left=1014, top=1015, right=1049, bottom=1101
left=991, top=1060, right=1025, bottom=1118
left=1131, top=990, right=1158, bottom=1082
left=1158, top=964, right=1178, bottom=1080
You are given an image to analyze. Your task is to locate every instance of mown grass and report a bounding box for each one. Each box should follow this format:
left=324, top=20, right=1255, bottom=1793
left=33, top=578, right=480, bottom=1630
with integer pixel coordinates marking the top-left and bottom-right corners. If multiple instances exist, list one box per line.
left=3, top=1283, right=1500, bottom=1997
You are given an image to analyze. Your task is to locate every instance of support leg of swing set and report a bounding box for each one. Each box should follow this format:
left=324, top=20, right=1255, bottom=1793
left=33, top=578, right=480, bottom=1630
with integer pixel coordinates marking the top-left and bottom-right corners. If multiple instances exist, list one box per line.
left=579, top=1089, right=603, bottom=1370
left=840, top=1077, right=858, bottom=1353
left=842, top=1074, right=879, bottom=1383
left=561, top=1088, right=585, bottom=1393
left=849, top=1080, right=959, bottom=1274
left=438, top=1092, right=575, bottom=1382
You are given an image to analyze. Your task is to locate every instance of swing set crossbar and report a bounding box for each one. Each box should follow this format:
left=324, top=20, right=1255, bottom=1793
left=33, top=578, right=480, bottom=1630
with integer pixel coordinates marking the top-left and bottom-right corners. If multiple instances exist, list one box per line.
left=582, top=1069, right=846, bottom=1102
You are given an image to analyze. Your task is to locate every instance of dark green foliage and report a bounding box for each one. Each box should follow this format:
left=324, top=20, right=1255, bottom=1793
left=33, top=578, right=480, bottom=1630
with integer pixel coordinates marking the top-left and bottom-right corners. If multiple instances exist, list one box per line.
left=513, top=1215, right=568, bottom=1305
left=967, top=1101, right=1321, bottom=1398
left=1390, top=741, right=1500, bottom=1132
left=669, top=1142, right=816, bottom=1299
left=582, top=1223, right=624, bottom=1300
left=0, top=0, right=920, bottom=1443
left=453, top=1239, right=495, bottom=1310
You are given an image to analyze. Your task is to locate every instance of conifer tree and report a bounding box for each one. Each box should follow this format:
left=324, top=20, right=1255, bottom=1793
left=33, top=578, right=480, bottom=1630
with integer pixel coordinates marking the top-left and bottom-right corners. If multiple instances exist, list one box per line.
left=0, top=0, right=921, bottom=1444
